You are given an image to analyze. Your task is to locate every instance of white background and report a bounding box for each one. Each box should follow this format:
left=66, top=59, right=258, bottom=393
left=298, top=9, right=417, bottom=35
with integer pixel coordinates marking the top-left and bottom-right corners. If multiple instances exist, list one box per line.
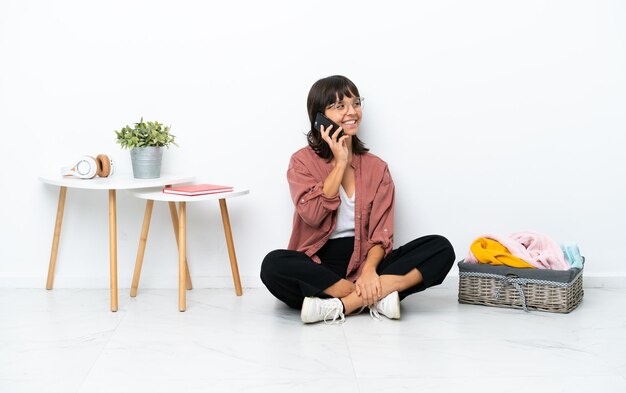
left=1, top=0, right=624, bottom=288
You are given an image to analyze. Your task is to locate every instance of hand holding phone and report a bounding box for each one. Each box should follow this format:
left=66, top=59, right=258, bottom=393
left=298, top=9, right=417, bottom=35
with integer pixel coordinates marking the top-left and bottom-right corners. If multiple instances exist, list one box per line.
left=314, top=112, right=344, bottom=141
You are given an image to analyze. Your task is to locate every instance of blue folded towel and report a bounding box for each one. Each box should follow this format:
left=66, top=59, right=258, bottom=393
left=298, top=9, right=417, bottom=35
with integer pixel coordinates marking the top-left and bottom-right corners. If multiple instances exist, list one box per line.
left=561, top=243, right=584, bottom=269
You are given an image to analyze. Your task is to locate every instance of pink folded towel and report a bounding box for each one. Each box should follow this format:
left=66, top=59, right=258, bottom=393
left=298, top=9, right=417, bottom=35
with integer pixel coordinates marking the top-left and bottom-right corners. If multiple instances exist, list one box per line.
left=509, top=232, right=569, bottom=270
left=466, top=231, right=569, bottom=270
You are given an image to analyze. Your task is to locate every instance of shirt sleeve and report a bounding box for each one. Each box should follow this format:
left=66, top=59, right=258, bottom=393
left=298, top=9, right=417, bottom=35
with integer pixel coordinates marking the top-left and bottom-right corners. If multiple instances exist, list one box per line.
left=287, top=155, right=340, bottom=229
left=367, top=165, right=395, bottom=256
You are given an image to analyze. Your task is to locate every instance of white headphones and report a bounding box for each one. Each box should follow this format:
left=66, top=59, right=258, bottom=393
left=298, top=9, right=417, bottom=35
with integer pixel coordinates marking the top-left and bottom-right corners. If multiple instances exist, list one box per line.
left=61, top=154, right=115, bottom=179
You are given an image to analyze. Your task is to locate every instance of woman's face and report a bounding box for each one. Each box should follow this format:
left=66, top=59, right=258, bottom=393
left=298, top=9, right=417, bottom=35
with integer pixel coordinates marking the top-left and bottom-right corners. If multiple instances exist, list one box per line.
left=323, top=94, right=363, bottom=136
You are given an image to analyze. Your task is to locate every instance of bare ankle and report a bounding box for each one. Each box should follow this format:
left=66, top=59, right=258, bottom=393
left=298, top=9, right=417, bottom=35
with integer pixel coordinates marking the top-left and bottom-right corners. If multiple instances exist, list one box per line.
left=340, top=292, right=365, bottom=315
left=325, top=279, right=356, bottom=298
left=380, top=269, right=422, bottom=294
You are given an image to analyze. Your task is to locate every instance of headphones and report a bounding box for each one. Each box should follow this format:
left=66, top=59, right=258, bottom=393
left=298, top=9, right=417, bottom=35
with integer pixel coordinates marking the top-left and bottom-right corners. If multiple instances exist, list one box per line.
left=61, top=154, right=115, bottom=179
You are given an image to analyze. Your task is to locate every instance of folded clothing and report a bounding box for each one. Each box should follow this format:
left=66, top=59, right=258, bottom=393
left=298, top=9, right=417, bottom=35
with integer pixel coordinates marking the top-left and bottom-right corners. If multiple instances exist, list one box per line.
left=465, top=233, right=537, bottom=266
left=465, top=231, right=570, bottom=270
left=469, top=238, right=536, bottom=268
left=510, top=232, right=569, bottom=270
left=562, top=244, right=584, bottom=269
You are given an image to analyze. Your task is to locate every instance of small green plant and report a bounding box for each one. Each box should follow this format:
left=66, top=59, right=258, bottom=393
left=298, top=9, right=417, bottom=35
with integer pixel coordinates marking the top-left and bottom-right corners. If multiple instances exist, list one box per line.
left=115, top=117, right=178, bottom=149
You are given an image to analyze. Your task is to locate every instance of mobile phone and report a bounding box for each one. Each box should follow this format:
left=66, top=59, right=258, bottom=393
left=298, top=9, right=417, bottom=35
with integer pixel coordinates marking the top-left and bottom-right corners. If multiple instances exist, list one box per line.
left=314, top=112, right=344, bottom=140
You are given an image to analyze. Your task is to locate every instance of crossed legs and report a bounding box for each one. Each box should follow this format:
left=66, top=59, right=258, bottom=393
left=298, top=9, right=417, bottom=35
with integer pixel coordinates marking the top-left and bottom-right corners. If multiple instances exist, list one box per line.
left=261, top=235, right=455, bottom=316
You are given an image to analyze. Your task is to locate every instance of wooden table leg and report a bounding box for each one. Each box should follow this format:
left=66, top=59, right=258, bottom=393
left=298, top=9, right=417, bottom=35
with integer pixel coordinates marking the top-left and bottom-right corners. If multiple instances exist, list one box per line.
left=168, top=202, right=193, bottom=290
left=131, top=200, right=154, bottom=297
left=178, top=202, right=187, bottom=311
left=109, top=190, right=118, bottom=312
left=219, top=199, right=243, bottom=296
left=46, top=187, right=67, bottom=290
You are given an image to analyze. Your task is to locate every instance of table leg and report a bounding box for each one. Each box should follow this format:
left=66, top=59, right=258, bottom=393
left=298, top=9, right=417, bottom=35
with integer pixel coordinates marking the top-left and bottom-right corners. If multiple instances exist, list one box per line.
left=219, top=199, right=243, bottom=296
left=168, top=202, right=193, bottom=290
left=109, top=190, right=118, bottom=312
left=178, top=202, right=187, bottom=311
left=46, top=186, right=67, bottom=290
left=131, top=200, right=154, bottom=297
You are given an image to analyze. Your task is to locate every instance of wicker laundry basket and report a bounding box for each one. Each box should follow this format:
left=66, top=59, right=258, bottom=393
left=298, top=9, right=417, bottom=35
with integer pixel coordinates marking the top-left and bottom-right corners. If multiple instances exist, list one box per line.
left=457, top=261, right=584, bottom=313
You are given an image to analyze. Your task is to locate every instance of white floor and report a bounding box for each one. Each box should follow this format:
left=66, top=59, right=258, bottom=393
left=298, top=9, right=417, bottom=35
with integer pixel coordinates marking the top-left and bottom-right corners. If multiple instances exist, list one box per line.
left=1, top=286, right=625, bottom=393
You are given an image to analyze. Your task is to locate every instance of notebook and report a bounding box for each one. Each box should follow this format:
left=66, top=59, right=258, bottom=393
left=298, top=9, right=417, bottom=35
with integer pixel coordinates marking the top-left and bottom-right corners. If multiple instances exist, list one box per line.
left=163, top=184, right=234, bottom=196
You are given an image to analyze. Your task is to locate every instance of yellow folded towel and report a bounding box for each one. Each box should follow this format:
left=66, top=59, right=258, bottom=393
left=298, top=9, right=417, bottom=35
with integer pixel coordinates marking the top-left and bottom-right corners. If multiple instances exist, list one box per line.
left=470, top=238, right=536, bottom=268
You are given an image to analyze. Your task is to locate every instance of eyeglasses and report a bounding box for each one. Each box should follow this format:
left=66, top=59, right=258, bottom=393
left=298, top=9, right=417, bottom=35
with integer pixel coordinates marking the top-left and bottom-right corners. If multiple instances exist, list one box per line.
left=325, top=97, right=364, bottom=113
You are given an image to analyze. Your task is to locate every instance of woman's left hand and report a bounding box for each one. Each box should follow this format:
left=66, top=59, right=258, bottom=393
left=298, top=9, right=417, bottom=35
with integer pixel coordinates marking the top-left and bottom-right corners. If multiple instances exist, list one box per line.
left=355, top=268, right=382, bottom=306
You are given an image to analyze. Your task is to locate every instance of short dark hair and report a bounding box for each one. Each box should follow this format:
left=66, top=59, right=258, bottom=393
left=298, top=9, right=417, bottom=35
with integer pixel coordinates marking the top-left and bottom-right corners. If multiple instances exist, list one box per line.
left=306, top=75, right=369, bottom=160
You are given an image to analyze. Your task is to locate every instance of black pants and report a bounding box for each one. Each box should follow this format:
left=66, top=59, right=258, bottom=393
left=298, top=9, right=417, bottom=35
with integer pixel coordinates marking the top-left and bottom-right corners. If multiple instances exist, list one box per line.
left=260, top=235, right=455, bottom=309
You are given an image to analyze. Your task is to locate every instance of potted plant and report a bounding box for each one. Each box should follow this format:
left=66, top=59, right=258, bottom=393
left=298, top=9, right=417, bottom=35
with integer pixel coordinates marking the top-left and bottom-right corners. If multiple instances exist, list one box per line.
left=115, top=118, right=178, bottom=179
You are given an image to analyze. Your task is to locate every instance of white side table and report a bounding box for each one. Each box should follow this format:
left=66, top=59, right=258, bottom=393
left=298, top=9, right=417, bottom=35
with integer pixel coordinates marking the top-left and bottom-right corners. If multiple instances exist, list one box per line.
left=129, top=187, right=250, bottom=311
left=39, top=173, right=195, bottom=311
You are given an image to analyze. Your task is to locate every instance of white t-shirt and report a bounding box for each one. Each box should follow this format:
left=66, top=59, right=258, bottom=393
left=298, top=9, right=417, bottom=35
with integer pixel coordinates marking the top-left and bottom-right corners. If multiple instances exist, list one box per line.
left=329, top=185, right=356, bottom=239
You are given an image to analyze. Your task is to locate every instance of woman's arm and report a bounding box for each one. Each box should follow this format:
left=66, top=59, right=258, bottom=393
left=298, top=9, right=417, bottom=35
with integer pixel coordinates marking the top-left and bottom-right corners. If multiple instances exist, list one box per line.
left=287, top=161, right=340, bottom=228
left=355, top=165, right=396, bottom=305
left=287, top=127, right=351, bottom=228
left=322, top=159, right=347, bottom=197
left=367, top=165, right=395, bottom=256
left=322, top=125, right=350, bottom=197
left=355, top=245, right=385, bottom=305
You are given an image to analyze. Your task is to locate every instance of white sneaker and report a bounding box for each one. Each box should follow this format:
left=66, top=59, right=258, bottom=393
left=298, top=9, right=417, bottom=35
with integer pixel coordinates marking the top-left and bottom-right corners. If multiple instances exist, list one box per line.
left=369, top=291, right=401, bottom=321
left=301, top=297, right=345, bottom=324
